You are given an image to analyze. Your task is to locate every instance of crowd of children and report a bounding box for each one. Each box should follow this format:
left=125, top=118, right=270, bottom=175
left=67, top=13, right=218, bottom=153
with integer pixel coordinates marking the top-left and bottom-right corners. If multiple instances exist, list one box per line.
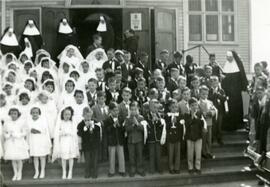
left=0, top=22, right=269, bottom=183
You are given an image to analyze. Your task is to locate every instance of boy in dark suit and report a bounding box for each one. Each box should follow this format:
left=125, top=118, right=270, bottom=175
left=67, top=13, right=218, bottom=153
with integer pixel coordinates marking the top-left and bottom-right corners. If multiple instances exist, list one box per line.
left=77, top=107, right=101, bottom=178
left=92, top=91, right=109, bottom=162
left=165, top=99, right=184, bottom=174
left=95, top=68, right=106, bottom=92
left=121, top=50, right=134, bottom=82
left=105, top=77, right=121, bottom=105
left=133, top=77, right=148, bottom=107
left=145, top=99, right=166, bottom=174
left=208, top=76, right=227, bottom=145
left=182, top=97, right=205, bottom=174
left=167, top=68, right=179, bottom=94
left=86, top=78, right=98, bottom=107
left=125, top=101, right=146, bottom=177
left=102, top=48, right=121, bottom=73
left=104, top=102, right=126, bottom=177
left=190, top=76, right=200, bottom=99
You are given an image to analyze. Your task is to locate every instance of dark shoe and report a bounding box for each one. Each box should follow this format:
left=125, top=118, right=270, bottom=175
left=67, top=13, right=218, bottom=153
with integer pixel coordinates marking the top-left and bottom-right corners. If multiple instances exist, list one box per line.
left=217, top=140, right=224, bottom=146
left=174, top=170, right=180, bottom=174
left=138, top=171, right=146, bottom=177
left=207, top=153, right=215, bottom=159
left=129, top=172, right=135, bottom=177
left=92, top=175, right=98, bottom=179
left=188, top=169, right=194, bottom=175
left=202, top=154, right=208, bottom=159
left=119, top=172, right=126, bottom=177
left=258, top=180, right=264, bottom=186
left=169, top=170, right=175, bottom=174
left=194, top=169, right=201, bottom=174
left=108, top=173, right=114, bottom=177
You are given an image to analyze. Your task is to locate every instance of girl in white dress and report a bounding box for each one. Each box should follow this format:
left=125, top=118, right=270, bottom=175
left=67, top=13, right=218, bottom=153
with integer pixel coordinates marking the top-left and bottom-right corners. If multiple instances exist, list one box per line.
left=3, top=107, right=29, bottom=181
left=57, top=79, right=76, bottom=110
left=28, top=106, right=51, bottom=179
left=52, top=106, right=79, bottom=179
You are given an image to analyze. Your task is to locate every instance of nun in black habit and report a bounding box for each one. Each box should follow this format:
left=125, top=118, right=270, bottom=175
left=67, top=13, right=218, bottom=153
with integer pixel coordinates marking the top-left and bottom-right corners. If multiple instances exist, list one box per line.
left=19, top=20, right=43, bottom=59
left=56, top=18, right=78, bottom=64
left=0, top=27, right=21, bottom=57
left=221, top=51, right=248, bottom=131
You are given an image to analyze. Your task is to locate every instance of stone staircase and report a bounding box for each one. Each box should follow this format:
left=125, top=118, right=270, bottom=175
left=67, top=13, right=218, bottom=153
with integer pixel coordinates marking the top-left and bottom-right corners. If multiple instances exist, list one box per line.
left=1, top=129, right=258, bottom=187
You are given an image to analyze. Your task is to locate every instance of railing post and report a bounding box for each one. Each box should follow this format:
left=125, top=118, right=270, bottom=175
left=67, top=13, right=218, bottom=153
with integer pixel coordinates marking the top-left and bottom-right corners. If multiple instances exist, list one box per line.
left=198, top=45, right=201, bottom=66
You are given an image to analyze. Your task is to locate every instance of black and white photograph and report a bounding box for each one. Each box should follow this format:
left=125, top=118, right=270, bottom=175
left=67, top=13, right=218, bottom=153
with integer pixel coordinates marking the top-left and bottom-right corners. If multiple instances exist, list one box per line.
left=0, top=0, right=270, bottom=186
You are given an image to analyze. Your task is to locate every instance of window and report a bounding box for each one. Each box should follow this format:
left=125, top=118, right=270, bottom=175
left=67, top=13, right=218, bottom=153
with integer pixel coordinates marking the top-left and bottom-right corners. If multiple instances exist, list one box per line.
left=189, top=15, right=202, bottom=41
left=188, top=0, right=236, bottom=42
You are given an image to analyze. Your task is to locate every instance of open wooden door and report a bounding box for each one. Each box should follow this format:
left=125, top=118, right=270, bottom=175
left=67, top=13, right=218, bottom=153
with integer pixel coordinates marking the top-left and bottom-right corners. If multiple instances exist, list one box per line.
left=122, top=8, right=151, bottom=63
left=42, top=7, right=69, bottom=59
left=154, top=8, right=176, bottom=63
left=13, top=9, right=41, bottom=39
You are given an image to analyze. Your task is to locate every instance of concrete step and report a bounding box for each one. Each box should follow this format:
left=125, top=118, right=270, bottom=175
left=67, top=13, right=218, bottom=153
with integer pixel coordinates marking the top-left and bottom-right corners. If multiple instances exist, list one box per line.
left=4, top=164, right=258, bottom=187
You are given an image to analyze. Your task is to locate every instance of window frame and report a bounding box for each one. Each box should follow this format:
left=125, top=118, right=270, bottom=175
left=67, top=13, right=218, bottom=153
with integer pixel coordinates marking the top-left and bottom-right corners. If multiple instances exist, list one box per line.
left=187, top=0, right=238, bottom=45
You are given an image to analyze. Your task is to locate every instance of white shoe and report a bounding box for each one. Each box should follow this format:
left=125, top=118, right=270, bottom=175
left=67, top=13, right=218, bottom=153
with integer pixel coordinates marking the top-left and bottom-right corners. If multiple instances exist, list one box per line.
left=39, top=171, right=45, bottom=179
left=33, top=172, right=39, bottom=179
left=16, top=173, right=22, bottom=181
left=67, top=172, right=72, bottom=180
left=62, top=173, right=66, bottom=179
left=12, top=175, right=17, bottom=181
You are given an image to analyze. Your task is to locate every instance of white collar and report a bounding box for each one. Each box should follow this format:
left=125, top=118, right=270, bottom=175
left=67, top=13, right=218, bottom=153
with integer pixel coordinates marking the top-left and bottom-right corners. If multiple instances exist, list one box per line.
left=1, top=33, right=18, bottom=46
left=223, top=60, right=240, bottom=73
left=58, top=22, right=73, bottom=34
left=23, top=25, right=40, bottom=36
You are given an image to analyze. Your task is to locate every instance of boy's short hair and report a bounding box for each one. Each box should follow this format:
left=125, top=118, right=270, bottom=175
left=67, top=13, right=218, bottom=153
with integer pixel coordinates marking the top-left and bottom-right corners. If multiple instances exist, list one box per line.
left=204, top=65, right=212, bottom=70
left=261, top=61, right=268, bottom=68
left=177, top=75, right=186, bottom=82
left=88, top=78, right=97, bottom=84
left=108, top=76, right=116, bottom=83
left=254, top=62, right=263, bottom=68
left=160, top=49, right=169, bottom=55
left=114, top=69, right=122, bottom=75
left=130, top=101, right=139, bottom=108
left=83, top=106, right=92, bottom=115
left=168, top=98, right=178, bottom=107
left=170, top=68, right=179, bottom=73
left=210, top=76, right=219, bottom=82
left=138, top=77, right=146, bottom=82
left=182, top=87, right=190, bottom=94
left=199, top=85, right=209, bottom=92
left=74, top=89, right=84, bottom=97
left=188, top=97, right=198, bottom=105
left=108, top=102, right=118, bottom=110
left=149, top=88, right=158, bottom=96
left=107, top=48, right=115, bottom=53
left=97, top=90, right=105, bottom=98
left=135, top=67, right=144, bottom=75
left=95, top=68, right=103, bottom=72
left=191, top=75, right=199, bottom=82
left=156, top=76, right=165, bottom=82
left=209, top=53, right=215, bottom=58
left=255, top=86, right=265, bottom=92
left=122, top=87, right=132, bottom=94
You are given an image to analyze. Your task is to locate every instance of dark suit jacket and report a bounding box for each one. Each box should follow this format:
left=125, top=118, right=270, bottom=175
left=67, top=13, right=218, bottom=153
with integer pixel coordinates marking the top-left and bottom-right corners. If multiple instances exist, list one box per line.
left=86, top=91, right=97, bottom=107
left=77, top=120, right=101, bottom=151
left=102, top=59, right=121, bottom=72
left=165, top=114, right=184, bottom=143
left=105, top=89, right=121, bottom=105
left=125, top=115, right=145, bottom=144
left=121, top=63, right=134, bottom=81
left=104, top=116, right=125, bottom=146
left=183, top=112, right=204, bottom=141
left=145, top=113, right=164, bottom=143
left=208, top=87, right=226, bottom=114
left=166, top=78, right=178, bottom=93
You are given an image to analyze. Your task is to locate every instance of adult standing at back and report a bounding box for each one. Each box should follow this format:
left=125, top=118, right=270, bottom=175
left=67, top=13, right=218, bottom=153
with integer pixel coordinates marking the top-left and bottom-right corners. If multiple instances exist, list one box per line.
left=221, top=51, right=248, bottom=131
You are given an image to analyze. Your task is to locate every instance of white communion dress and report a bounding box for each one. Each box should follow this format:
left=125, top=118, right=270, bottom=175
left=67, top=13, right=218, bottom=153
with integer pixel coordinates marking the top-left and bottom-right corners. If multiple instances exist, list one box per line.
left=3, top=118, right=29, bottom=160
left=28, top=116, right=51, bottom=157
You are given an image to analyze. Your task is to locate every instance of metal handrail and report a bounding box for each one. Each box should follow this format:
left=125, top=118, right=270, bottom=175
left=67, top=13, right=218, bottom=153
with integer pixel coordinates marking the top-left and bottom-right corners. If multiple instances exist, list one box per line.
left=182, top=44, right=210, bottom=66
